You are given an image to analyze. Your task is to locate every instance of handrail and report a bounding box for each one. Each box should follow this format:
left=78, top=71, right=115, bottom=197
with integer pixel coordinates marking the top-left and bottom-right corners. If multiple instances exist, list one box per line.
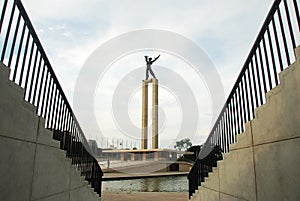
left=188, top=0, right=299, bottom=198
left=0, top=0, right=102, bottom=196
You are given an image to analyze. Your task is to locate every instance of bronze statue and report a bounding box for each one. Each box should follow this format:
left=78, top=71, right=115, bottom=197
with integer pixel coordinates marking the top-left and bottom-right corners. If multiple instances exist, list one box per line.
left=144, top=55, right=160, bottom=80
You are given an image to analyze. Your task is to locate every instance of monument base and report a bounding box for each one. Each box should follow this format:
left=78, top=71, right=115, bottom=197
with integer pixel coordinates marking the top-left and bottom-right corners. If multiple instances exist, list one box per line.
left=141, top=78, right=158, bottom=149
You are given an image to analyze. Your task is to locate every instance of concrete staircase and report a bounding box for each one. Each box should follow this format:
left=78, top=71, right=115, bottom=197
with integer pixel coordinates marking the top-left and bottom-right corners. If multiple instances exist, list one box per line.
left=190, top=47, right=300, bottom=201
left=0, top=62, right=100, bottom=201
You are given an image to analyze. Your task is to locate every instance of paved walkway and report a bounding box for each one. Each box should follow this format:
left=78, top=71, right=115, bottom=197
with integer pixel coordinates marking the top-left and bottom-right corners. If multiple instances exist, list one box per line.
left=102, top=192, right=188, bottom=201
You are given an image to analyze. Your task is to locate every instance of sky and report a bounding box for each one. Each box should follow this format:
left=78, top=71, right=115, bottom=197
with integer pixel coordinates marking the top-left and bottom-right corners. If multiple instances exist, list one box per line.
left=9, top=0, right=275, bottom=149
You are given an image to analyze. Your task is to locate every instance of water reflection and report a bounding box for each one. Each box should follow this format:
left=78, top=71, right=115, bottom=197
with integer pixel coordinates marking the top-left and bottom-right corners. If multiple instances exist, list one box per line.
left=103, top=176, right=188, bottom=192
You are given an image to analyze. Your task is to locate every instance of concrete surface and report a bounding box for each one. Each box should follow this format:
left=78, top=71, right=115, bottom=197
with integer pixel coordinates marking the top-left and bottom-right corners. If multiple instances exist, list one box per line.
left=190, top=46, right=300, bottom=201
left=102, top=192, right=188, bottom=201
left=0, top=62, right=100, bottom=201
left=254, top=138, right=300, bottom=201
left=219, top=146, right=256, bottom=201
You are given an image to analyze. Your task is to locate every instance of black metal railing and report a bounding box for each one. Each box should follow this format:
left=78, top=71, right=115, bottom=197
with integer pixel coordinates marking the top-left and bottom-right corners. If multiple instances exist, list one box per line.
left=187, top=145, right=223, bottom=198
left=188, top=0, right=299, bottom=198
left=0, top=0, right=103, bottom=196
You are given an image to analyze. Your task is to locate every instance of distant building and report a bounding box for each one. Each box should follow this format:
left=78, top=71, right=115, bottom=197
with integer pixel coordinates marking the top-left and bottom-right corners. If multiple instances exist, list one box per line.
left=97, top=148, right=194, bottom=173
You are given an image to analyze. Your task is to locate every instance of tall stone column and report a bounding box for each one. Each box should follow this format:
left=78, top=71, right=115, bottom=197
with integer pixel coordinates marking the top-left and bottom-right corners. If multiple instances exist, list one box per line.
left=141, top=80, right=148, bottom=149
left=141, top=79, right=159, bottom=149
left=152, top=78, right=158, bottom=149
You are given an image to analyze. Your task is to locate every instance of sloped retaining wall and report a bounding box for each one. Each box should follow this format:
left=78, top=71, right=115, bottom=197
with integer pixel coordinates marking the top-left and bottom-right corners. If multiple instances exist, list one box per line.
left=0, top=63, right=100, bottom=201
left=190, top=47, right=300, bottom=201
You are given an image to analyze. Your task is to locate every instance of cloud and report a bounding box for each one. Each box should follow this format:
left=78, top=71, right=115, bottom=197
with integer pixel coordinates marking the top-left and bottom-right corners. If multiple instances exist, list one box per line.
left=18, top=0, right=275, bottom=147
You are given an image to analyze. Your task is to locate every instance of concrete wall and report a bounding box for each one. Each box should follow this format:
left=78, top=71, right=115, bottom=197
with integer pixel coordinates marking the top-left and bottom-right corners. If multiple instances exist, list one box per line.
left=190, top=47, right=300, bottom=201
left=110, top=161, right=169, bottom=173
left=0, top=63, right=100, bottom=201
left=178, top=163, right=192, bottom=172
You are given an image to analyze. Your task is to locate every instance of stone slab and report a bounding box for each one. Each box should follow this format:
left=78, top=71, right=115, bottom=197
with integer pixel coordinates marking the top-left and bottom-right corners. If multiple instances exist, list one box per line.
left=0, top=136, right=36, bottom=201
left=31, top=144, right=71, bottom=200
left=202, top=166, right=219, bottom=191
left=198, top=186, right=219, bottom=201
left=70, top=166, right=87, bottom=189
left=220, top=193, right=247, bottom=201
left=252, top=61, right=300, bottom=145
left=254, top=138, right=300, bottom=201
left=230, top=122, right=253, bottom=150
left=70, top=186, right=99, bottom=201
left=34, top=191, right=69, bottom=201
left=219, top=147, right=256, bottom=201
left=0, top=83, right=39, bottom=142
left=36, top=117, right=60, bottom=148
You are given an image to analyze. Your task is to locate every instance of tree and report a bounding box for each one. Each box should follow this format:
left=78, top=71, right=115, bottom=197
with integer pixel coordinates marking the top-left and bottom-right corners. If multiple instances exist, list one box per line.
left=174, top=138, right=192, bottom=151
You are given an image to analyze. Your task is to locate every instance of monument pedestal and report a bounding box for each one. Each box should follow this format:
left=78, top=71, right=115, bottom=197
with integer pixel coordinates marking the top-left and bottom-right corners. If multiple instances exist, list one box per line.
left=141, top=78, right=159, bottom=149
left=141, top=80, right=149, bottom=149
